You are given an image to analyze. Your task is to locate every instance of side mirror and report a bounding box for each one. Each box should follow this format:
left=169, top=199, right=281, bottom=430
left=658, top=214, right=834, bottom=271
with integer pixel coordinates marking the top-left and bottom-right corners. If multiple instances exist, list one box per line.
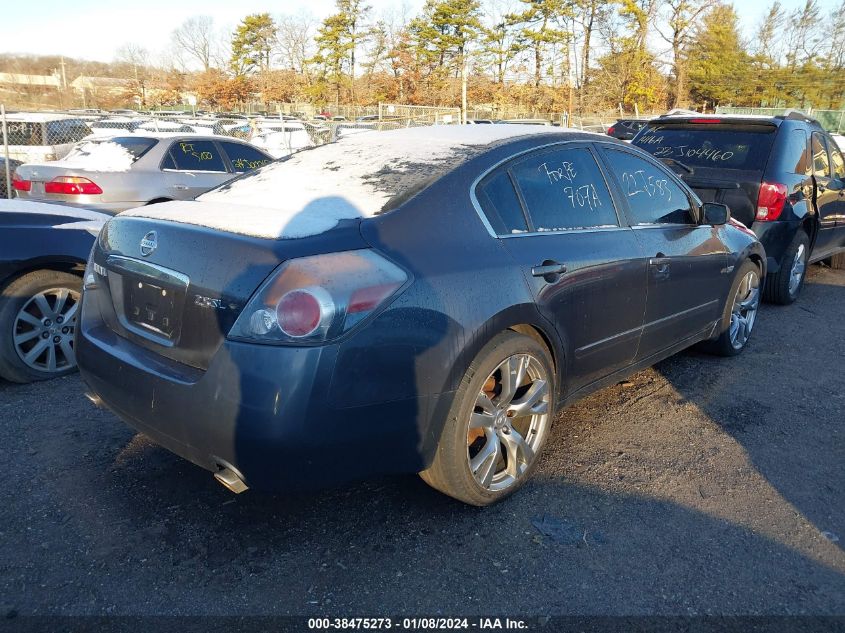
left=702, top=202, right=730, bottom=225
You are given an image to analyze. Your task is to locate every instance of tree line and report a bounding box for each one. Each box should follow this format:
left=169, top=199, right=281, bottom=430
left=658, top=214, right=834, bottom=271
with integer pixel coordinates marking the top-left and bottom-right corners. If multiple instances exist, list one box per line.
left=5, top=0, right=845, bottom=114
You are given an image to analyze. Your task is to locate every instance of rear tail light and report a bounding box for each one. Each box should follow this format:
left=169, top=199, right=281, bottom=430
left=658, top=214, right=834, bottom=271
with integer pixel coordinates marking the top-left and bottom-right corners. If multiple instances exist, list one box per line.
left=12, top=172, right=31, bottom=192
left=755, top=182, right=788, bottom=221
left=230, top=250, right=408, bottom=344
left=45, top=176, right=103, bottom=195
left=607, top=126, right=616, bottom=136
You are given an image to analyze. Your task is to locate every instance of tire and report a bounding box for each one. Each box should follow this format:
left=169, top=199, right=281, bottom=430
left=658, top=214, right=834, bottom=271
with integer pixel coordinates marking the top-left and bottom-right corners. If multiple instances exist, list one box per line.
left=420, top=331, right=555, bottom=506
left=829, top=252, right=845, bottom=270
left=0, top=270, right=82, bottom=383
left=701, top=259, right=761, bottom=357
left=763, top=230, right=809, bottom=305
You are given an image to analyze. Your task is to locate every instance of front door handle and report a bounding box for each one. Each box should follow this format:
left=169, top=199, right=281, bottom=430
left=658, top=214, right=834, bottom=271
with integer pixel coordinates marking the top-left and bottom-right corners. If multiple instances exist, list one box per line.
left=170, top=184, right=189, bottom=191
left=649, top=253, right=671, bottom=276
left=532, top=261, right=567, bottom=281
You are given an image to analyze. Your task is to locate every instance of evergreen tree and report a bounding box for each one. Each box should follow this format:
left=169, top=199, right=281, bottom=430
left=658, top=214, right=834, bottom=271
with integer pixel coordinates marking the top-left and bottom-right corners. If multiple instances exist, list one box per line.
left=506, top=0, right=571, bottom=88
left=230, top=13, right=277, bottom=75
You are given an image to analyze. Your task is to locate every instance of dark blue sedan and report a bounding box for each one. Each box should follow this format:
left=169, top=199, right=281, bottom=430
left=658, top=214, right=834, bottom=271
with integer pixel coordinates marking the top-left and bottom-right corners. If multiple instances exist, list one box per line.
left=77, top=126, right=765, bottom=505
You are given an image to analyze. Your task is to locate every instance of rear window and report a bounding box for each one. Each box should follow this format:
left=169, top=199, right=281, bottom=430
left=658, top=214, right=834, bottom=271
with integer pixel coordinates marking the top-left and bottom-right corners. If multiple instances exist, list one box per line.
left=65, top=136, right=157, bottom=162
left=633, top=123, right=776, bottom=170
left=45, top=120, right=92, bottom=145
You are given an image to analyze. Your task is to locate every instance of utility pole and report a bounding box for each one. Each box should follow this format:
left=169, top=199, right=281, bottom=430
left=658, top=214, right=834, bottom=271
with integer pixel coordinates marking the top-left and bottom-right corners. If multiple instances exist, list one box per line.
left=461, top=60, right=468, bottom=125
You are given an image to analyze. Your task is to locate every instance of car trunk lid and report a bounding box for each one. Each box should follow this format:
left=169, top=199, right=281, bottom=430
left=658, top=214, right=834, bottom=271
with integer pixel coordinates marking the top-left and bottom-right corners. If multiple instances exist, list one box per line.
left=92, top=212, right=367, bottom=370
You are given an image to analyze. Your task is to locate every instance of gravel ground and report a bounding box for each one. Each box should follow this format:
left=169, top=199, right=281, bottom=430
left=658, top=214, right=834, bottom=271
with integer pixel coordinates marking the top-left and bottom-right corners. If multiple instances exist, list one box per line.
left=1, top=265, right=843, bottom=618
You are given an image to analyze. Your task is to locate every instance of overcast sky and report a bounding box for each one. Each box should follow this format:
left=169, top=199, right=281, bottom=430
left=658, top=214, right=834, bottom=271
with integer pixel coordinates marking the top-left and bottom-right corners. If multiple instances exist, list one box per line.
left=0, top=0, right=836, bottom=64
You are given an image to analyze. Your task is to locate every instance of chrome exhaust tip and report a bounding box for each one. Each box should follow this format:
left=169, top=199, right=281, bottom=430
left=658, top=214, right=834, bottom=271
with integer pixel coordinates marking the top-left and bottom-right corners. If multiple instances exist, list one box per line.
left=214, top=466, right=249, bottom=494
left=84, top=392, right=103, bottom=407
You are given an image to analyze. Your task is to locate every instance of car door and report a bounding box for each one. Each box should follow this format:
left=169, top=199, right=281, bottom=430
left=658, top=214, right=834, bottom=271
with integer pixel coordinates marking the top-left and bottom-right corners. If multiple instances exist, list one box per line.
left=476, top=143, right=648, bottom=393
left=217, top=141, right=274, bottom=175
left=819, top=136, right=845, bottom=253
left=160, top=138, right=232, bottom=199
left=809, top=132, right=843, bottom=256
left=597, top=146, right=730, bottom=363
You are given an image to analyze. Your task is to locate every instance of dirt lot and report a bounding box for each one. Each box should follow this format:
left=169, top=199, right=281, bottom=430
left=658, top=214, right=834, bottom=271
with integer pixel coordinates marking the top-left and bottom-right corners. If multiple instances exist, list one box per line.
left=1, top=265, right=843, bottom=618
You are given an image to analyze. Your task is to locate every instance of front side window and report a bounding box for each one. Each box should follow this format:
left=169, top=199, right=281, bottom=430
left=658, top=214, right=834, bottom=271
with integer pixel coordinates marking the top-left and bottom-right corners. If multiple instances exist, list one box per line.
left=510, top=147, right=618, bottom=231
left=219, top=141, right=273, bottom=173
left=826, top=136, right=845, bottom=180
left=602, top=149, right=694, bottom=225
left=167, top=139, right=226, bottom=172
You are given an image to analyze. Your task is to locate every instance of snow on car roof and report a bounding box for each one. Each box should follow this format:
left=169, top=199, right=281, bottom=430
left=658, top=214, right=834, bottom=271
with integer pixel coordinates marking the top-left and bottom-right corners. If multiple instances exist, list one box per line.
left=123, top=125, right=578, bottom=239
left=4, top=112, right=82, bottom=122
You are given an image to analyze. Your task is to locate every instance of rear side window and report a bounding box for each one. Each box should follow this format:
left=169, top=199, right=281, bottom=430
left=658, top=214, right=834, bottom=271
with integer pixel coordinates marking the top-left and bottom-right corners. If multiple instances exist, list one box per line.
left=167, top=139, right=226, bottom=172
left=633, top=123, right=776, bottom=170
left=779, top=129, right=810, bottom=175
left=219, top=141, right=273, bottom=173
left=476, top=170, right=528, bottom=234
left=812, top=133, right=831, bottom=177
left=510, top=147, right=617, bottom=231
left=602, top=149, right=694, bottom=225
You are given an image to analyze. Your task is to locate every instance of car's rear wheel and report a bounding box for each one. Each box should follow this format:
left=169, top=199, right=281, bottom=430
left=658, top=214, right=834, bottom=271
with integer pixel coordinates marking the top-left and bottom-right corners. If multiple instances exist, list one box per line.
left=0, top=270, right=81, bottom=383
left=420, top=331, right=555, bottom=506
left=702, top=259, right=761, bottom=357
left=764, top=231, right=809, bottom=304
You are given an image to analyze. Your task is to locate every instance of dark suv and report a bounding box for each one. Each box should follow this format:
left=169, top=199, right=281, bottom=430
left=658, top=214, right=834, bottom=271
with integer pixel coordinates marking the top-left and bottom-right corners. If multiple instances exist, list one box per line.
left=631, top=112, right=845, bottom=303
left=607, top=119, right=647, bottom=141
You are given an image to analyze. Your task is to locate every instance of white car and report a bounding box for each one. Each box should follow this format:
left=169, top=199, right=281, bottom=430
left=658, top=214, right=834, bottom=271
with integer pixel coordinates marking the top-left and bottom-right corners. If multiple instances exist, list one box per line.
left=250, top=121, right=315, bottom=158
left=2, top=113, right=92, bottom=162
left=830, top=133, right=845, bottom=152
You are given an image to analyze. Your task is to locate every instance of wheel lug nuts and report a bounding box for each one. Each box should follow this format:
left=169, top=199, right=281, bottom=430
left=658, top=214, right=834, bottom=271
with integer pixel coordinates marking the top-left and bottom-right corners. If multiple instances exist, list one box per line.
left=53, top=336, right=61, bottom=343
left=41, top=332, right=50, bottom=339
left=61, top=327, right=69, bottom=334
left=44, top=319, right=52, bottom=326
left=56, top=316, right=63, bottom=324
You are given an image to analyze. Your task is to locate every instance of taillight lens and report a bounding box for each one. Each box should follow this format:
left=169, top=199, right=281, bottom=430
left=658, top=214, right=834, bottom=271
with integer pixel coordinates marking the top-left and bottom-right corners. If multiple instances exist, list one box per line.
left=756, top=182, right=788, bottom=221
left=12, top=173, right=31, bottom=192
left=45, top=176, right=103, bottom=195
left=230, top=250, right=408, bottom=344
left=607, top=126, right=616, bottom=135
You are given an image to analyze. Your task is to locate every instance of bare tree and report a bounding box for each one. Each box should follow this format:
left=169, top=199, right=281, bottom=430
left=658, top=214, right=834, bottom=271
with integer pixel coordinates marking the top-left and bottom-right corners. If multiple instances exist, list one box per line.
left=276, top=11, right=318, bottom=75
left=658, top=0, right=717, bottom=108
left=172, top=16, right=217, bottom=71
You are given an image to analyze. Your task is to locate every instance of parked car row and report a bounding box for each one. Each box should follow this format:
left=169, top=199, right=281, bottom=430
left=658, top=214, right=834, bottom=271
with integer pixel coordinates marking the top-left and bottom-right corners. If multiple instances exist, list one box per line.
left=3, top=121, right=843, bottom=507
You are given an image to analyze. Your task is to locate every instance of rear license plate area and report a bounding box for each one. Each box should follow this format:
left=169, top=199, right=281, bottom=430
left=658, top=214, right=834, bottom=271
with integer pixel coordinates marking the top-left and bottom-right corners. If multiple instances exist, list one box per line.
left=124, top=277, right=183, bottom=339
left=106, top=256, right=189, bottom=346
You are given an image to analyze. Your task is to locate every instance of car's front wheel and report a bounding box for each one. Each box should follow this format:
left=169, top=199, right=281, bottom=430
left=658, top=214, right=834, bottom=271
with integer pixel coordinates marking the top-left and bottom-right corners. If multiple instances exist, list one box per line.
left=0, top=270, right=82, bottom=383
left=420, top=331, right=555, bottom=506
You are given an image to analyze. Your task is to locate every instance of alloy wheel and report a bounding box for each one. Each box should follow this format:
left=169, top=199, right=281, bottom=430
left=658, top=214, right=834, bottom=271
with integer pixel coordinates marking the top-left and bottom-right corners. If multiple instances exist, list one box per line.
left=729, top=271, right=760, bottom=350
left=12, top=287, right=80, bottom=373
left=467, top=353, right=551, bottom=492
left=788, top=243, right=806, bottom=296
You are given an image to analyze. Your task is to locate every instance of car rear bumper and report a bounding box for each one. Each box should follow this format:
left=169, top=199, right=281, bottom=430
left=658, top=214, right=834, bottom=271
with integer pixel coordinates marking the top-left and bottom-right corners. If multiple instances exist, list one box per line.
left=76, top=307, right=448, bottom=491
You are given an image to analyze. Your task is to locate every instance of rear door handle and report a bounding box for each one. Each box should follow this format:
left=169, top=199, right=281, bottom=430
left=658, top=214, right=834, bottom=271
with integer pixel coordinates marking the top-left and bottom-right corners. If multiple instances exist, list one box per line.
left=171, top=184, right=189, bottom=191
left=649, top=257, right=671, bottom=266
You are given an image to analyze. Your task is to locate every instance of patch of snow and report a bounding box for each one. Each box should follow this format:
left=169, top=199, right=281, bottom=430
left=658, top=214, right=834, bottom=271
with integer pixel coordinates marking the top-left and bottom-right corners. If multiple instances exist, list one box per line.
left=0, top=199, right=110, bottom=222
left=122, top=125, right=580, bottom=240
left=122, top=198, right=362, bottom=240
left=57, top=140, right=136, bottom=172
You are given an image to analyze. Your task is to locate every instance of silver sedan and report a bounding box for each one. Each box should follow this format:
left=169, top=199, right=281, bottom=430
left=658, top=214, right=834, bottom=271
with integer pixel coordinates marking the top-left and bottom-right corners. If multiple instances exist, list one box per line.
left=12, top=133, right=274, bottom=214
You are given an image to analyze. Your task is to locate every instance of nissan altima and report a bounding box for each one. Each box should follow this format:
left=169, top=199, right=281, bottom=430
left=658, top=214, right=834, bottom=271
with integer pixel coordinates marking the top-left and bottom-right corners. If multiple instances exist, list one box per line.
left=77, top=126, right=765, bottom=505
